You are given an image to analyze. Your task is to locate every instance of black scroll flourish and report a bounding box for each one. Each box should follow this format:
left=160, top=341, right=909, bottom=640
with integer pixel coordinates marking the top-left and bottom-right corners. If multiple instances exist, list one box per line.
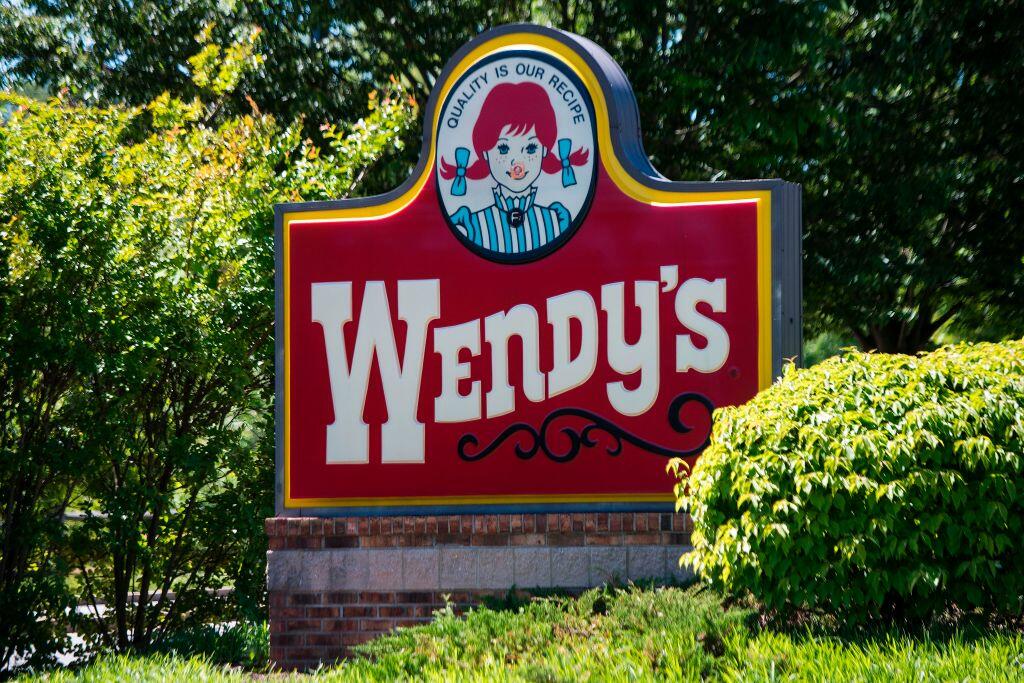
left=456, top=392, right=714, bottom=463
left=457, top=424, right=539, bottom=462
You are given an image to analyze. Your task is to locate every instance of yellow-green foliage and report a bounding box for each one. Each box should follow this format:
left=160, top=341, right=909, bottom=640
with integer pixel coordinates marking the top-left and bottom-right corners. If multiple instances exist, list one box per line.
left=0, top=83, right=416, bottom=664
left=18, top=587, right=1024, bottom=681
left=674, top=340, right=1024, bottom=619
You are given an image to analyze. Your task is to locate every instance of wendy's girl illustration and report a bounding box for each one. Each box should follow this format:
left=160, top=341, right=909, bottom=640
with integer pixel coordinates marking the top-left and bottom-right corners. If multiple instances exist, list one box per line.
left=439, top=81, right=591, bottom=257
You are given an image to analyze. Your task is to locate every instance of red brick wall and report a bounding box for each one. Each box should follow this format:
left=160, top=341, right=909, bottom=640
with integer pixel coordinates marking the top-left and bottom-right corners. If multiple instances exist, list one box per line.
left=266, top=512, right=692, bottom=670
left=269, top=589, right=522, bottom=669
left=266, top=512, right=691, bottom=549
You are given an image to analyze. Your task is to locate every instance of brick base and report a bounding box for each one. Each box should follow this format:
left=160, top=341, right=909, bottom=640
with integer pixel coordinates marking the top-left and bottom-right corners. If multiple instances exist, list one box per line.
left=266, top=513, right=692, bottom=670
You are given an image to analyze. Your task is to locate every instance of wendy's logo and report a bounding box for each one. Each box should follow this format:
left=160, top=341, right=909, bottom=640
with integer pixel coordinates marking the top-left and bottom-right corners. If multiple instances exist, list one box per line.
left=436, top=51, right=597, bottom=263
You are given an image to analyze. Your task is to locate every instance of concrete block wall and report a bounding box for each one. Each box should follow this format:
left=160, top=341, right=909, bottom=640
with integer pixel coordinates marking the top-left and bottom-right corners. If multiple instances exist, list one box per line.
left=266, top=512, right=693, bottom=670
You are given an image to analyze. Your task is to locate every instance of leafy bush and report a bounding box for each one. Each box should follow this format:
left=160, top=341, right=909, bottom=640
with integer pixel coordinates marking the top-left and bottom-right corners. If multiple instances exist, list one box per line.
left=673, top=340, right=1024, bottom=620
left=0, top=29, right=416, bottom=663
left=342, top=586, right=751, bottom=681
left=154, top=622, right=268, bottom=668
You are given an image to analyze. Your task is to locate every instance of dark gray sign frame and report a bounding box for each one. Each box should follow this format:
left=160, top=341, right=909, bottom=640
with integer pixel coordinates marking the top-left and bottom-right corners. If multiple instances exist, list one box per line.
left=273, top=24, right=802, bottom=517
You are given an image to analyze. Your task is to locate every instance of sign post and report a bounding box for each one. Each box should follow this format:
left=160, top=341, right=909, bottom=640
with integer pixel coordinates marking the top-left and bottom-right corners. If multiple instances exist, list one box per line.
left=269, top=23, right=800, bottom=669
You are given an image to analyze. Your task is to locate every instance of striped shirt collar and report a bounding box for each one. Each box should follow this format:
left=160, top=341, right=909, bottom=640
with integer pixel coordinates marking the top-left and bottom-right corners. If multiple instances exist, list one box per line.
left=493, top=185, right=538, bottom=214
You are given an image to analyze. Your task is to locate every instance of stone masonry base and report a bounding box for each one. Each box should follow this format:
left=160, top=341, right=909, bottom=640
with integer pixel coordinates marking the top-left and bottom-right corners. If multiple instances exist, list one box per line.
left=266, top=512, right=693, bottom=670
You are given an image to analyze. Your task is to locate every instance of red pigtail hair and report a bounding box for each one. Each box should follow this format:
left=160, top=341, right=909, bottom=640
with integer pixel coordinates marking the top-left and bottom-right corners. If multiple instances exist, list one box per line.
left=541, top=146, right=590, bottom=175
left=439, top=155, right=491, bottom=180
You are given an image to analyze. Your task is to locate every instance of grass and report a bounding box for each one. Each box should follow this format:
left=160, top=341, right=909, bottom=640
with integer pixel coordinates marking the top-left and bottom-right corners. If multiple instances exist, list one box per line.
left=18, top=585, right=1024, bottom=681
left=15, top=654, right=251, bottom=682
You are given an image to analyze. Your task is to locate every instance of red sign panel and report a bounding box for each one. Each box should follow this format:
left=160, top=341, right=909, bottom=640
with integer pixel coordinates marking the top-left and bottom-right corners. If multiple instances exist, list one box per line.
left=276, top=26, right=800, bottom=513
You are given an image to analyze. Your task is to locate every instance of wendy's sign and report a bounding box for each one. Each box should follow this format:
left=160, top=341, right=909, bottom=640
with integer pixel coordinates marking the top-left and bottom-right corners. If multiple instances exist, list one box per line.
left=275, top=25, right=801, bottom=515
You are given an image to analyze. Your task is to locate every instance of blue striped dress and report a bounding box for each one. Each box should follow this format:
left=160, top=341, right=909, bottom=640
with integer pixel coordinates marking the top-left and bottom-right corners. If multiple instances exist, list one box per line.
left=449, top=187, right=572, bottom=255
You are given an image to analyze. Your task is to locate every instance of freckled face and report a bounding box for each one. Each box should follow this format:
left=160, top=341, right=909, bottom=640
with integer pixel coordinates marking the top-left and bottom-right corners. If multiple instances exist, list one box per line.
left=483, top=125, right=548, bottom=193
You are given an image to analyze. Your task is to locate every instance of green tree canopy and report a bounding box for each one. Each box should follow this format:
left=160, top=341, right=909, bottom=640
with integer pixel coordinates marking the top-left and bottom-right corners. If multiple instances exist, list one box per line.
left=1, top=2, right=1022, bottom=349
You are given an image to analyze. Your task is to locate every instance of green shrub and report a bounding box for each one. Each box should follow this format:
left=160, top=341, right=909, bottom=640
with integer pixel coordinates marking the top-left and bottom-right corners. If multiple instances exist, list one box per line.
left=673, top=340, right=1024, bottom=620
left=1, top=30, right=416, bottom=660
left=153, top=622, right=268, bottom=668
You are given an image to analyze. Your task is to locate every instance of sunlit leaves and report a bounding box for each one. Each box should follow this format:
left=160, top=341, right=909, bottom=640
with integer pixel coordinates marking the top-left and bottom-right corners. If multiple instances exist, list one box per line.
left=674, top=340, right=1024, bottom=620
left=0, top=85, right=416, bottom=654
